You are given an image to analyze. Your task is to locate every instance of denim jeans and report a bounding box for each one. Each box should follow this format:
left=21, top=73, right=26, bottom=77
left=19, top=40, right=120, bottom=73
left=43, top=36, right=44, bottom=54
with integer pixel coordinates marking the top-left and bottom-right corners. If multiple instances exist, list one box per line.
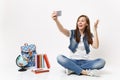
left=57, top=55, right=105, bottom=75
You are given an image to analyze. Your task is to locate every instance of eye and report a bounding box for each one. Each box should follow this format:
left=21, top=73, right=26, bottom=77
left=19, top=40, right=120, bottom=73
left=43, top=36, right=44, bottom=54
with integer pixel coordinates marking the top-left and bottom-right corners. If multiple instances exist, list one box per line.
left=81, top=20, right=84, bottom=22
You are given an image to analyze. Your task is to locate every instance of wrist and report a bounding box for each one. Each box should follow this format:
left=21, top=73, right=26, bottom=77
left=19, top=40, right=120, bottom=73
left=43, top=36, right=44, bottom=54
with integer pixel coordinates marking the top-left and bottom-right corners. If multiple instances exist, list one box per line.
left=93, top=28, right=97, bottom=32
left=93, top=29, right=98, bottom=34
left=55, top=19, right=60, bottom=24
left=54, top=19, right=58, bottom=22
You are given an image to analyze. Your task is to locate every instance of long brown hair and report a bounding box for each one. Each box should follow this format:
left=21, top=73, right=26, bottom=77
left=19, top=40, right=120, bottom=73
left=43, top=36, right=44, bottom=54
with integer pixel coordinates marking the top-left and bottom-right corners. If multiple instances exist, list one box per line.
left=75, top=15, right=93, bottom=44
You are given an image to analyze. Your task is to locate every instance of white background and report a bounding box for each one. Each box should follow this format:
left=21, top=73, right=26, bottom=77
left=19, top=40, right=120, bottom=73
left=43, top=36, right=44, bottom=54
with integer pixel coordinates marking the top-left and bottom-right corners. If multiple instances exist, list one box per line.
left=0, top=0, right=120, bottom=80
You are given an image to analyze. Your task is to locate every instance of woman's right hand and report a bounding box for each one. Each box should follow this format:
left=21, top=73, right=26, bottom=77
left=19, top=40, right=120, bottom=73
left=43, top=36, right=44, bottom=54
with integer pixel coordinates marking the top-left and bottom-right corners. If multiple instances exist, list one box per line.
left=51, top=11, right=58, bottom=21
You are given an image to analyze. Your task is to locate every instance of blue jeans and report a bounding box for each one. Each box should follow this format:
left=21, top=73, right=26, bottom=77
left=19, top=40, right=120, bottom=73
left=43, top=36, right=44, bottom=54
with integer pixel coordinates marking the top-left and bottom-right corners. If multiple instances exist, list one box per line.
left=57, top=55, right=105, bottom=75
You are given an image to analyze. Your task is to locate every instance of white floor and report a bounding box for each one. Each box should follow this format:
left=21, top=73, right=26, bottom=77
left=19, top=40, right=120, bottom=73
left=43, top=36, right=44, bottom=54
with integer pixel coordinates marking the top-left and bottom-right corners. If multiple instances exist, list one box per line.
left=1, top=63, right=119, bottom=80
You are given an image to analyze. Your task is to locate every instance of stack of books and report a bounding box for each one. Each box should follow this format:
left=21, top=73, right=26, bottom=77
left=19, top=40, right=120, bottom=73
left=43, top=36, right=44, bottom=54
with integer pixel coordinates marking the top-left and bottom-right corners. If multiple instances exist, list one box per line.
left=31, top=54, right=50, bottom=74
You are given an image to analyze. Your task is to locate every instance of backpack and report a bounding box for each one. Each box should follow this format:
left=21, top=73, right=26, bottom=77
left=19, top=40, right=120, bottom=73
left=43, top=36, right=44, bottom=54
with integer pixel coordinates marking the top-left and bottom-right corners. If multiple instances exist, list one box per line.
left=21, top=43, right=37, bottom=67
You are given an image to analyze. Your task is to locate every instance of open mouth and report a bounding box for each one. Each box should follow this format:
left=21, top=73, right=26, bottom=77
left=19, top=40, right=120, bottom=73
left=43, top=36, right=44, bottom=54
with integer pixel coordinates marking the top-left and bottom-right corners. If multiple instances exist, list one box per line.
left=78, top=25, right=83, bottom=28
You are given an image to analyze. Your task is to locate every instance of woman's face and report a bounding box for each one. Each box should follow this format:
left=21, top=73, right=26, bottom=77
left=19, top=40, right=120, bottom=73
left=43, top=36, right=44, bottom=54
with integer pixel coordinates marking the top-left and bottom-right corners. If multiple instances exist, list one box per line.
left=77, top=17, right=88, bottom=30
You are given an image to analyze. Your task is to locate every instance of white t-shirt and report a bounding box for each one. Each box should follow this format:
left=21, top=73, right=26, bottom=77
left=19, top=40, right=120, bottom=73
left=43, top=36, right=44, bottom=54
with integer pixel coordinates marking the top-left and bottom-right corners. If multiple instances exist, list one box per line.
left=68, top=30, right=90, bottom=60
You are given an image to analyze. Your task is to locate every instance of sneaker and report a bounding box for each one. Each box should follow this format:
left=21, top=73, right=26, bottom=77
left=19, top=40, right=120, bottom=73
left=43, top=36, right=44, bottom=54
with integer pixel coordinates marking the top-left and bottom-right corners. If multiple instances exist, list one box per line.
left=65, top=69, right=74, bottom=75
left=86, top=69, right=100, bottom=77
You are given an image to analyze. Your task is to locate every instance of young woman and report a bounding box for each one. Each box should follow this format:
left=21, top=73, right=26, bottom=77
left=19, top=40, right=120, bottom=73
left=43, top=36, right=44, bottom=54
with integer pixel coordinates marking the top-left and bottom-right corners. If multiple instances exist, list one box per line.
left=51, top=11, right=105, bottom=76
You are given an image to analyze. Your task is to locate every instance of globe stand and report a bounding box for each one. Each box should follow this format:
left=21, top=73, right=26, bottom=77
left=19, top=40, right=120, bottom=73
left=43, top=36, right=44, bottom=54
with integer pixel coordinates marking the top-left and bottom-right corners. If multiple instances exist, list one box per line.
left=18, top=66, right=27, bottom=71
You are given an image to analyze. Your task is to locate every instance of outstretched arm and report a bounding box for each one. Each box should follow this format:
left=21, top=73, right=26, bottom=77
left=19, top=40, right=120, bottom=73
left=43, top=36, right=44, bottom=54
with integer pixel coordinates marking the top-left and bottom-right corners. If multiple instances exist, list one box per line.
left=91, top=20, right=99, bottom=49
left=51, top=11, right=70, bottom=37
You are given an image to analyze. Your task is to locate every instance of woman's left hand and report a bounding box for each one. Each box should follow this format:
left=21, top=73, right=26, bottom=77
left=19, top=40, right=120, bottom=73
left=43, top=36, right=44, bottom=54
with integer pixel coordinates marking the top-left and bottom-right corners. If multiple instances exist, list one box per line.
left=94, top=20, right=99, bottom=30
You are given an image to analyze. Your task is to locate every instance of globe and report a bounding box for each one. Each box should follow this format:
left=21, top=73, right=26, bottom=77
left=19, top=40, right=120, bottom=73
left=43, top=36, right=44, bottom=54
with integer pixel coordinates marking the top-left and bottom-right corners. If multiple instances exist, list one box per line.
left=16, top=55, right=28, bottom=71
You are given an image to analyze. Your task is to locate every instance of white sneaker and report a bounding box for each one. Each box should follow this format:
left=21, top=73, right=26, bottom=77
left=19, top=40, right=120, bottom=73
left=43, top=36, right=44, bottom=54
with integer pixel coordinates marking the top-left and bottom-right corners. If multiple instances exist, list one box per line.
left=65, top=69, right=74, bottom=75
left=86, top=69, right=100, bottom=77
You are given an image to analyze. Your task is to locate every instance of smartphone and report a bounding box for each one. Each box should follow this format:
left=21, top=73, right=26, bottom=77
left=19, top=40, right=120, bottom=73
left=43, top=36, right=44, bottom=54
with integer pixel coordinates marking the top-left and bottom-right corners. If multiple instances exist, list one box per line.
left=57, top=10, right=62, bottom=16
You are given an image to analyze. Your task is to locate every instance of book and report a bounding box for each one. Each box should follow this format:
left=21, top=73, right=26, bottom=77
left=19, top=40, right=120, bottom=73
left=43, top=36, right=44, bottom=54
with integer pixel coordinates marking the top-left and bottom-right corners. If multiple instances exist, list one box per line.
left=39, top=54, right=42, bottom=68
left=35, top=54, right=37, bottom=68
left=42, top=54, right=45, bottom=68
left=43, top=54, right=50, bottom=69
left=31, top=68, right=49, bottom=74
left=37, top=54, right=40, bottom=68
